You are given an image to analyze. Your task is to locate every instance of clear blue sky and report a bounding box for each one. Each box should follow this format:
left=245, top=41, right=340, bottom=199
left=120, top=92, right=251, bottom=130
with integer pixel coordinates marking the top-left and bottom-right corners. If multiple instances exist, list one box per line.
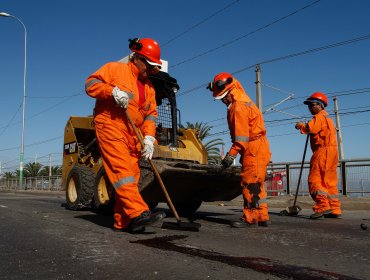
left=1, top=0, right=370, bottom=172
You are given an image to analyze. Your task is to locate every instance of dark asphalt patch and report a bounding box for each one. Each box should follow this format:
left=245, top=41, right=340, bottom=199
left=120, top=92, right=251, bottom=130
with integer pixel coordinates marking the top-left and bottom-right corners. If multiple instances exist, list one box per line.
left=132, top=235, right=360, bottom=280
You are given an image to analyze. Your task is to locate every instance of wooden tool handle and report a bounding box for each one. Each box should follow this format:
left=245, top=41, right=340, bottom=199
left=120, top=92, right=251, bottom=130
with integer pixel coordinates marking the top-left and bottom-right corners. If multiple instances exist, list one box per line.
left=125, top=110, right=181, bottom=222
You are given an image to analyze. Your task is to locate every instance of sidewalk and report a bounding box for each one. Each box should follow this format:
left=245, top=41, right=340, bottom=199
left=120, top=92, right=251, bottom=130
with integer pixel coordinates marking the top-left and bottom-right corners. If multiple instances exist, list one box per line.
left=3, top=189, right=370, bottom=211
left=219, top=194, right=370, bottom=211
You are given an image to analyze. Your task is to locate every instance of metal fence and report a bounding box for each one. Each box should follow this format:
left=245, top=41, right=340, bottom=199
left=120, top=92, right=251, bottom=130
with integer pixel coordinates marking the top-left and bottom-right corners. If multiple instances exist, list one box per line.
left=1, top=158, right=370, bottom=197
left=265, top=158, right=370, bottom=197
left=0, top=175, right=62, bottom=191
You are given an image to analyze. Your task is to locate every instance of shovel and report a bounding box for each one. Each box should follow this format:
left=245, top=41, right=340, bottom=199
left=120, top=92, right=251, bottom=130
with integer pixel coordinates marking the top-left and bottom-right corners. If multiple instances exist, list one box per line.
left=280, top=133, right=309, bottom=216
left=125, top=110, right=201, bottom=232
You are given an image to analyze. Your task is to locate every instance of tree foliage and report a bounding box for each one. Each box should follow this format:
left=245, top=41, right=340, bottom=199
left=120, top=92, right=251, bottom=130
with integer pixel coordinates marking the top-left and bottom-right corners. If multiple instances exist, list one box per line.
left=39, top=165, right=62, bottom=176
left=180, top=122, right=224, bottom=164
left=24, top=162, right=43, bottom=177
left=14, top=162, right=63, bottom=177
left=4, top=172, right=15, bottom=179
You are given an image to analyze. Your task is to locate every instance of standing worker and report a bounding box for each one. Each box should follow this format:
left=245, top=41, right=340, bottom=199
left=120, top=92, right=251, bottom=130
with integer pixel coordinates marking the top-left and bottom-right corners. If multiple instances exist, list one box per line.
left=295, top=92, right=342, bottom=219
left=207, top=72, right=271, bottom=227
left=85, top=38, right=165, bottom=233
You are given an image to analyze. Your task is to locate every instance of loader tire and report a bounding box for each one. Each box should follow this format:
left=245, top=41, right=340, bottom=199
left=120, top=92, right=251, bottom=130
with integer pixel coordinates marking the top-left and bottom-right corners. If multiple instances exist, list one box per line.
left=92, top=167, right=115, bottom=215
left=172, top=199, right=202, bottom=217
left=66, top=165, right=95, bottom=210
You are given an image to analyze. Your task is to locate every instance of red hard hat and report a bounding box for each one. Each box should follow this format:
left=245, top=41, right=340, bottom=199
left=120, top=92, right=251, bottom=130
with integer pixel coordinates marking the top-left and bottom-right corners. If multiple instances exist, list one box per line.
left=304, top=92, right=328, bottom=107
left=207, top=72, right=234, bottom=99
left=129, top=38, right=162, bottom=67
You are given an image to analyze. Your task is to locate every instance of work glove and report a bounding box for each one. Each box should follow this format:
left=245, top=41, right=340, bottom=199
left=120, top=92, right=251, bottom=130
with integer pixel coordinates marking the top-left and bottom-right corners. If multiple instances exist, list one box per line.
left=221, top=153, right=236, bottom=168
left=112, top=86, right=129, bottom=109
left=295, top=122, right=306, bottom=130
left=141, top=135, right=155, bottom=160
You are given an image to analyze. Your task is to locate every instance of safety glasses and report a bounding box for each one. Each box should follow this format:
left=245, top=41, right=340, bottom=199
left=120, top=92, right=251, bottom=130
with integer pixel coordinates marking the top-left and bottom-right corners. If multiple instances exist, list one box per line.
left=308, top=102, right=320, bottom=108
left=129, top=38, right=142, bottom=51
left=214, top=77, right=233, bottom=91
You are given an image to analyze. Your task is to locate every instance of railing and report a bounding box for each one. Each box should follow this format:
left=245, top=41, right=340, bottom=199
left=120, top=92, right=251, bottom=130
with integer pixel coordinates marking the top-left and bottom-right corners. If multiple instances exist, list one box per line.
left=0, top=175, right=62, bottom=191
left=265, top=158, right=370, bottom=197
left=1, top=158, right=370, bottom=197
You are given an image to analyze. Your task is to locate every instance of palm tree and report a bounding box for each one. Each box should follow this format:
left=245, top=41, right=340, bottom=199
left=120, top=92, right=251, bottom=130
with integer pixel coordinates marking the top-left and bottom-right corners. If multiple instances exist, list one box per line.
left=180, top=121, right=224, bottom=164
left=179, top=121, right=212, bottom=141
left=4, top=172, right=15, bottom=179
left=204, top=138, right=224, bottom=164
left=39, top=165, right=62, bottom=176
left=23, top=162, right=43, bottom=177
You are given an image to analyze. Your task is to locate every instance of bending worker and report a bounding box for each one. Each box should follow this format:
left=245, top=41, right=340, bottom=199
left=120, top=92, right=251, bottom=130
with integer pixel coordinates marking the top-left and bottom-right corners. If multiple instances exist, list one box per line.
left=85, top=38, right=165, bottom=233
left=207, top=72, right=271, bottom=227
left=295, top=92, right=342, bottom=219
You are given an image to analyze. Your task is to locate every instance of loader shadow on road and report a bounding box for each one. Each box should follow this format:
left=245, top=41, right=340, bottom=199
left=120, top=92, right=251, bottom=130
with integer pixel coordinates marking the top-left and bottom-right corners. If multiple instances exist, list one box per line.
left=194, top=211, right=236, bottom=225
left=269, top=211, right=312, bottom=219
left=73, top=213, right=161, bottom=234
left=156, top=206, right=236, bottom=225
left=74, top=213, right=114, bottom=229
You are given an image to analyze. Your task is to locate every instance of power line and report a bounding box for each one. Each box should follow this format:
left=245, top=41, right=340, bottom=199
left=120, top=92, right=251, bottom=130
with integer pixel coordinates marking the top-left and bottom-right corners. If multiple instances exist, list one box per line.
left=27, top=91, right=83, bottom=99
left=28, top=95, right=82, bottom=120
left=178, top=34, right=370, bottom=98
left=234, top=34, right=370, bottom=74
left=261, top=35, right=370, bottom=66
left=262, top=83, right=296, bottom=96
left=342, top=121, right=370, bottom=128
left=201, top=86, right=370, bottom=125
left=207, top=108, right=370, bottom=138
left=0, top=135, right=62, bottom=152
left=267, top=88, right=370, bottom=112
left=162, top=0, right=241, bottom=47
left=0, top=94, right=82, bottom=131
left=328, top=88, right=370, bottom=97
left=0, top=101, right=22, bottom=137
left=171, top=0, right=321, bottom=68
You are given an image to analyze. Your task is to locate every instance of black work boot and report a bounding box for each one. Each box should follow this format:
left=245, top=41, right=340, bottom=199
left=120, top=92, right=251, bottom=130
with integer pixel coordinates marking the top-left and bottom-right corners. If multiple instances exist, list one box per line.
left=324, top=213, right=343, bottom=219
left=128, top=210, right=166, bottom=233
left=113, top=226, right=145, bottom=234
left=310, top=209, right=332, bottom=219
left=258, top=221, right=269, bottom=227
left=230, top=219, right=257, bottom=228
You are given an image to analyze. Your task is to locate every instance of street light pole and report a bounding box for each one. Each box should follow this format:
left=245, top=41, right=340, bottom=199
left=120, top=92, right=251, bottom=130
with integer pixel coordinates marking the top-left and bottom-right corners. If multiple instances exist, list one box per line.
left=0, top=12, right=27, bottom=189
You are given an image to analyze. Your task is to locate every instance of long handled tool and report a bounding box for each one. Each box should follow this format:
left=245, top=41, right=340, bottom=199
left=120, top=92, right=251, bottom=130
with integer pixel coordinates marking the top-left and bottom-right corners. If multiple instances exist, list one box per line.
left=125, top=110, right=201, bottom=231
left=280, top=133, right=310, bottom=216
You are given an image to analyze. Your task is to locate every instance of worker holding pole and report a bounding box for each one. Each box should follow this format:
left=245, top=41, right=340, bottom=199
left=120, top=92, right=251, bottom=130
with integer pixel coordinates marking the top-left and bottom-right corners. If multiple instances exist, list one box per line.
left=207, top=72, right=271, bottom=227
left=295, top=92, right=342, bottom=219
left=85, top=38, right=165, bottom=233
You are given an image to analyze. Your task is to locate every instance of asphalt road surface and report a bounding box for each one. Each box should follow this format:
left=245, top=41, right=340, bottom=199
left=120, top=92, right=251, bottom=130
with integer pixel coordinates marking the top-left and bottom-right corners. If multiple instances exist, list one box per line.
left=0, top=191, right=369, bottom=280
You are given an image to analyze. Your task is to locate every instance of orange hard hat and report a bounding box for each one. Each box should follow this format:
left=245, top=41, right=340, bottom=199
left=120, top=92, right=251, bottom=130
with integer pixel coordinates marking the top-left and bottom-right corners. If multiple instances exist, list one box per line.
left=304, top=92, right=328, bottom=107
left=129, top=38, right=162, bottom=67
left=207, top=72, right=234, bottom=99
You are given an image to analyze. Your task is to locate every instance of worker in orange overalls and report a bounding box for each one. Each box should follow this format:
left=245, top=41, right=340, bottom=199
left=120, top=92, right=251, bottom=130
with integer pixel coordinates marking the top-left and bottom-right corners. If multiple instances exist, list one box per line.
left=85, top=38, right=165, bottom=233
left=207, top=73, right=271, bottom=227
left=295, top=92, right=342, bottom=219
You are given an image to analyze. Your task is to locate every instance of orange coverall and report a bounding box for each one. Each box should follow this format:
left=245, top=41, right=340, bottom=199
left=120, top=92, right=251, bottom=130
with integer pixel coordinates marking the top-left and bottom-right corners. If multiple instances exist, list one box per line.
left=85, top=61, right=158, bottom=230
left=227, top=80, right=271, bottom=223
left=298, top=110, right=341, bottom=215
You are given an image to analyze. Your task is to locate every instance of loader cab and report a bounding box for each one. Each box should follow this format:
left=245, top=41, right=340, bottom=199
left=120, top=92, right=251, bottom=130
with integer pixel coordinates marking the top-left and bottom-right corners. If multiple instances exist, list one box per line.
left=150, top=71, right=180, bottom=147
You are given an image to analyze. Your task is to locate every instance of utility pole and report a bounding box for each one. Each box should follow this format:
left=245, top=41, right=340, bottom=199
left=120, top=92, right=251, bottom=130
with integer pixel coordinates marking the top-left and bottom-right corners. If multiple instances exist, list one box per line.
left=0, top=12, right=28, bottom=189
left=333, top=97, right=345, bottom=160
left=255, top=64, right=262, bottom=111
left=48, top=154, right=52, bottom=177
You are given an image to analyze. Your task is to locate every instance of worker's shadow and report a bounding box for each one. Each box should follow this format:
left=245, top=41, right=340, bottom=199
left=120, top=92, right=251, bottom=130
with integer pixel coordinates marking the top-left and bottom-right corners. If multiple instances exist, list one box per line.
left=157, top=206, right=237, bottom=225
left=74, top=213, right=114, bottom=229
left=73, top=213, right=157, bottom=234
